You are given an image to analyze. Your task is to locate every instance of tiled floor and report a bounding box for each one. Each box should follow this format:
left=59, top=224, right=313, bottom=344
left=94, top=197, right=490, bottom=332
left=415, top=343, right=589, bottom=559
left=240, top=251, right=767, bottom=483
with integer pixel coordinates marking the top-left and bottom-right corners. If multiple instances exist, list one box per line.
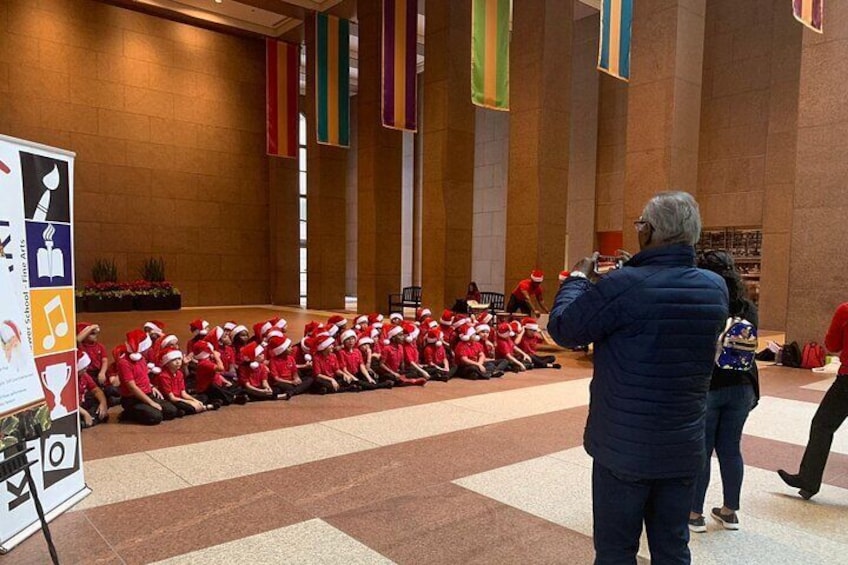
left=4, top=310, right=847, bottom=564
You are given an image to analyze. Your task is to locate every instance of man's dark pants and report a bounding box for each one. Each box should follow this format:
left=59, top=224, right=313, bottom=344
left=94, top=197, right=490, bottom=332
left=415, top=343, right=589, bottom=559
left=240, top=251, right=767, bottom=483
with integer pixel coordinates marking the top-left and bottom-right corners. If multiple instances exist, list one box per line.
left=593, top=462, right=694, bottom=565
left=798, top=374, right=848, bottom=494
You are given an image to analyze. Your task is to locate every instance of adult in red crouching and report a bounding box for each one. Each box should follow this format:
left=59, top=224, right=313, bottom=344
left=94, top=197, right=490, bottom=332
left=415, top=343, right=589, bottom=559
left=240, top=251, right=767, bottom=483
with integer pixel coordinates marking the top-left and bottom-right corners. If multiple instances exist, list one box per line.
left=77, top=350, right=108, bottom=428
left=267, top=335, right=315, bottom=399
left=238, top=343, right=286, bottom=401
left=495, top=323, right=533, bottom=372
left=779, top=302, right=848, bottom=500
left=156, top=347, right=219, bottom=415
left=516, top=318, right=561, bottom=369
left=507, top=270, right=550, bottom=316
left=117, top=330, right=178, bottom=425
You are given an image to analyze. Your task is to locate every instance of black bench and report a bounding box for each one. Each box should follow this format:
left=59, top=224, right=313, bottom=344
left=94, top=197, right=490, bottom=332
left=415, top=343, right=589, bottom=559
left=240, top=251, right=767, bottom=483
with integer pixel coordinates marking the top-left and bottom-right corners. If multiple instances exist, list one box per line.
left=388, top=286, right=422, bottom=315
left=479, top=291, right=505, bottom=317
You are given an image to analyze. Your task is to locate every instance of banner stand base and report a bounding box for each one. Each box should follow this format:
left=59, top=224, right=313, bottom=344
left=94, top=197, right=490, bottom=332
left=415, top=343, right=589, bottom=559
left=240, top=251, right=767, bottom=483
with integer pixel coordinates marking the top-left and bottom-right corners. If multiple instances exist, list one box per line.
left=0, top=486, right=91, bottom=554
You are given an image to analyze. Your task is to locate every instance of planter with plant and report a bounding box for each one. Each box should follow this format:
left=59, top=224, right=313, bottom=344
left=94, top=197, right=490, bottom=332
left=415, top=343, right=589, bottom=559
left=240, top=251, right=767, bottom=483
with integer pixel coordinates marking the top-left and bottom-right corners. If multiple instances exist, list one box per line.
left=132, top=257, right=181, bottom=311
left=81, top=259, right=134, bottom=312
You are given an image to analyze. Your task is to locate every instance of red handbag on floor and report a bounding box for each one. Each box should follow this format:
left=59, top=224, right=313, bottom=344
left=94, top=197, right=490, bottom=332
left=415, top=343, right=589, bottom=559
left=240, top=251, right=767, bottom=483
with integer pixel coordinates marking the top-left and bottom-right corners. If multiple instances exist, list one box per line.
left=801, top=342, right=826, bottom=369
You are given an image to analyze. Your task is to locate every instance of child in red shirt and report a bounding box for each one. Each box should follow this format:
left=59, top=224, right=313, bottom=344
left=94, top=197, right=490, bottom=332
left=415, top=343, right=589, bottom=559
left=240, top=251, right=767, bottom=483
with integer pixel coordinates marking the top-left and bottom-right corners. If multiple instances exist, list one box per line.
left=377, top=326, right=426, bottom=386
left=193, top=339, right=246, bottom=406
left=337, top=330, right=391, bottom=390
left=516, top=318, right=561, bottom=369
left=452, top=325, right=502, bottom=380
left=117, top=330, right=179, bottom=425
left=77, top=350, right=108, bottom=428
left=402, top=323, right=431, bottom=381
left=421, top=329, right=452, bottom=381
left=76, top=321, right=121, bottom=406
left=267, top=335, right=314, bottom=398
left=476, top=324, right=510, bottom=376
left=238, top=343, right=286, bottom=401
left=495, top=323, right=532, bottom=372
left=312, top=334, right=359, bottom=393
left=157, top=347, right=218, bottom=415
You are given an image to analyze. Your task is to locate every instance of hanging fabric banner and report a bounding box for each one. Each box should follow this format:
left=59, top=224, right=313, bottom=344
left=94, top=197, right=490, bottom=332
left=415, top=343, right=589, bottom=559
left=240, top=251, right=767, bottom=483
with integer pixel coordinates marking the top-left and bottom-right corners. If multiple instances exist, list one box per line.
left=266, top=39, right=299, bottom=158
left=382, top=0, right=418, bottom=131
left=316, top=13, right=351, bottom=147
left=793, top=0, right=824, bottom=33
left=598, top=0, right=633, bottom=82
left=471, top=0, right=511, bottom=111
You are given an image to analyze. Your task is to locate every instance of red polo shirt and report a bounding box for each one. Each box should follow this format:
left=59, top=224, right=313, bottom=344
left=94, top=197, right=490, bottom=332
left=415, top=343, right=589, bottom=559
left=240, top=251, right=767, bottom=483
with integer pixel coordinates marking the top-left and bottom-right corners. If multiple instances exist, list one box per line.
left=337, top=348, right=363, bottom=374
left=496, top=337, right=516, bottom=359
left=826, top=302, right=848, bottom=371
left=269, top=355, right=298, bottom=382
left=402, top=343, right=420, bottom=366
left=381, top=342, right=405, bottom=372
left=157, top=368, right=187, bottom=397
left=511, top=279, right=543, bottom=301
left=221, top=345, right=237, bottom=370
left=78, top=341, right=107, bottom=374
left=195, top=359, right=227, bottom=392
left=78, top=372, right=97, bottom=404
left=312, top=351, right=341, bottom=377
left=422, top=343, right=445, bottom=366
left=238, top=363, right=269, bottom=388
left=519, top=333, right=542, bottom=355
left=117, top=357, right=153, bottom=397
left=454, top=341, right=478, bottom=366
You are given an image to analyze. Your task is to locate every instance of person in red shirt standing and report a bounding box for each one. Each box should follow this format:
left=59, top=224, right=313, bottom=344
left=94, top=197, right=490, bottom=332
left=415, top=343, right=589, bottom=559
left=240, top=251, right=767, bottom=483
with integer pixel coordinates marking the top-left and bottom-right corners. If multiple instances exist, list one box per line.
left=117, top=330, right=179, bottom=425
left=237, top=342, right=286, bottom=401
left=77, top=350, right=109, bottom=428
left=267, top=335, right=315, bottom=398
left=377, top=325, right=426, bottom=386
left=495, top=323, right=533, bottom=372
left=516, top=318, right=561, bottom=370
left=76, top=322, right=121, bottom=406
left=421, top=328, right=452, bottom=381
left=157, top=347, right=217, bottom=415
left=507, top=270, right=550, bottom=316
left=779, top=302, right=848, bottom=500
left=337, top=330, right=392, bottom=390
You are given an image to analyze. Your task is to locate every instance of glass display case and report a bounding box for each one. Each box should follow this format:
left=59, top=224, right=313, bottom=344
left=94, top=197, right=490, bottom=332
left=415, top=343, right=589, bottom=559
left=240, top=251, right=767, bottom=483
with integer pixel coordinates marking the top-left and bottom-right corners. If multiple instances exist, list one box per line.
left=697, top=228, right=762, bottom=304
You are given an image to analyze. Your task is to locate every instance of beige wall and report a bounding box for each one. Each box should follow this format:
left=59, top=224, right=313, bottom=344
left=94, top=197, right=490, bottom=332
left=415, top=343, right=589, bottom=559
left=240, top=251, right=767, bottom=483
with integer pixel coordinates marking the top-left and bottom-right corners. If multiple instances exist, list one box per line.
left=0, top=0, right=274, bottom=306
left=595, top=75, right=627, bottom=233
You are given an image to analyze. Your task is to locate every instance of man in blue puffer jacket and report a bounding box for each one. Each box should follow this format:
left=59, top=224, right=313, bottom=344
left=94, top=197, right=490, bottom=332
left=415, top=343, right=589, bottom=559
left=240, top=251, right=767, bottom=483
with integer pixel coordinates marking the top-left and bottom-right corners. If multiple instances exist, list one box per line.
left=549, top=192, right=728, bottom=565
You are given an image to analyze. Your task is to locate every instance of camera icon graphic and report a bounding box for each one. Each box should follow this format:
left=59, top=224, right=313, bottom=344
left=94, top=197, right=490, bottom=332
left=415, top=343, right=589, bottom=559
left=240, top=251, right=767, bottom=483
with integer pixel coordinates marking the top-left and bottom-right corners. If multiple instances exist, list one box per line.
left=42, top=434, right=77, bottom=473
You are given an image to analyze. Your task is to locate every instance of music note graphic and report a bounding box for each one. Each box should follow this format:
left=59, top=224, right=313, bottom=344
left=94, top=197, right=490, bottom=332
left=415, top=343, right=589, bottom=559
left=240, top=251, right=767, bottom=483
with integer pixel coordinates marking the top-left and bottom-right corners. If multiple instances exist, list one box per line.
left=41, top=295, right=69, bottom=350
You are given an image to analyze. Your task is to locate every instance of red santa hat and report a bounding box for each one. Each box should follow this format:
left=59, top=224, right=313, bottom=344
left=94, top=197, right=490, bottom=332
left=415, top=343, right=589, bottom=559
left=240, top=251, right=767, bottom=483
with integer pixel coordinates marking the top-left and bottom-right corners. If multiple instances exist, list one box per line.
left=1, top=321, right=23, bottom=344
left=266, top=329, right=284, bottom=340
left=192, top=340, right=214, bottom=361
left=223, top=321, right=238, bottom=332
left=325, top=323, right=339, bottom=338
left=160, top=346, right=183, bottom=367
left=530, top=270, right=544, bottom=283
left=112, top=344, right=127, bottom=363
left=302, top=336, right=315, bottom=362
left=402, top=322, right=419, bottom=342
left=357, top=334, right=374, bottom=347
left=458, top=324, right=477, bottom=342
left=161, top=334, right=179, bottom=348
left=523, top=318, right=540, bottom=331
left=440, top=309, right=453, bottom=326
left=195, top=360, right=217, bottom=386
left=126, top=329, right=152, bottom=361
left=452, top=316, right=469, bottom=329
left=316, top=334, right=335, bottom=352
left=369, top=327, right=381, bottom=340
left=416, top=307, right=432, bottom=321
left=423, top=318, right=438, bottom=330
left=143, top=320, right=165, bottom=336
left=425, top=329, right=443, bottom=346
left=76, top=350, right=92, bottom=372
left=190, top=319, right=209, bottom=336
left=253, top=322, right=267, bottom=340
left=304, top=321, right=320, bottom=336
left=476, top=312, right=493, bottom=326
left=241, top=342, right=264, bottom=369
left=231, top=325, right=248, bottom=339
left=389, top=312, right=403, bottom=322
left=382, top=324, right=404, bottom=345
left=268, top=335, right=292, bottom=357
left=509, top=320, right=523, bottom=334
left=368, top=313, right=384, bottom=325
left=75, top=322, right=99, bottom=343
left=328, top=315, right=347, bottom=328
left=559, top=270, right=570, bottom=282
left=476, top=323, right=491, bottom=334
left=340, top=329, right=357, bottom=344
left=354, top=314, right=369, bottom=328
left=206, top=326, right=224, bottom=345
left=274, top=318, right=288, bottom=331
left=497, top=323, right=515, bottom=339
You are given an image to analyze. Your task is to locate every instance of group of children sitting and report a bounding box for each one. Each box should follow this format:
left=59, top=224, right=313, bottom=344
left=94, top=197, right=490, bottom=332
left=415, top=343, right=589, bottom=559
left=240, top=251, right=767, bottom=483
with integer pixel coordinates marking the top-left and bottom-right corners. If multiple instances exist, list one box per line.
left=74, top=308, right=562, bottom=426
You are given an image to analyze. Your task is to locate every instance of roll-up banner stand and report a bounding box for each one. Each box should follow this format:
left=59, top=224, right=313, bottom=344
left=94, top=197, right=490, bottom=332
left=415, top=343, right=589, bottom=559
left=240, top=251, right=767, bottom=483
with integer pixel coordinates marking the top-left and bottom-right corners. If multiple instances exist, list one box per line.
left=0, top=134, right=89, bottom=553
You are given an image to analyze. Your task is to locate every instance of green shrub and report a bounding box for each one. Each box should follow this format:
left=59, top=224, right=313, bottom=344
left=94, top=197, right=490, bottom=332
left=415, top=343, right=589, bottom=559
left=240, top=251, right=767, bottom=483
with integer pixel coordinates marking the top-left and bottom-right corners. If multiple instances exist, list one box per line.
left=141, top=257, right=166, bottom=282
left=91, top=258, right=118, bottom=283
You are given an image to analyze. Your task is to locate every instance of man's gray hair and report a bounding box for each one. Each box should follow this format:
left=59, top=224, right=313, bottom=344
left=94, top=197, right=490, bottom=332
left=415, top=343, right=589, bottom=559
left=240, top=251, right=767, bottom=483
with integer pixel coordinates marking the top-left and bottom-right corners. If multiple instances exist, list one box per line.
left=641, top=191, right=702, bottom=246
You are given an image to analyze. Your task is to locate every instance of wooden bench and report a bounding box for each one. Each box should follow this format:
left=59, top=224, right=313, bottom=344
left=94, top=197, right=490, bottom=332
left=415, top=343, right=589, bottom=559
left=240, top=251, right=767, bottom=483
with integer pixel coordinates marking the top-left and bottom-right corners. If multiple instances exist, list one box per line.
left=388, top=286, right=422, bottom=315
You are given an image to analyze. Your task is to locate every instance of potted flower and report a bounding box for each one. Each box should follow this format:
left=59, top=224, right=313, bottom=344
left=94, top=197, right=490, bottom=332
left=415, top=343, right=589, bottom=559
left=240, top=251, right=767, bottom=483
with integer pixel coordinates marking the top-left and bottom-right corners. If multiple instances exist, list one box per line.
left=132, top=258, right=181, bottom=311
left=82, top=259, right=134, bottom=312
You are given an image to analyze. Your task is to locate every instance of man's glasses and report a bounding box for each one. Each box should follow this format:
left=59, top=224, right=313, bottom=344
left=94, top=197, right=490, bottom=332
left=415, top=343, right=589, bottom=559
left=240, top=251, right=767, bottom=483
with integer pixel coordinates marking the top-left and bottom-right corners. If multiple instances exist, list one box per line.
left=633, top=217, right=651, bottom=231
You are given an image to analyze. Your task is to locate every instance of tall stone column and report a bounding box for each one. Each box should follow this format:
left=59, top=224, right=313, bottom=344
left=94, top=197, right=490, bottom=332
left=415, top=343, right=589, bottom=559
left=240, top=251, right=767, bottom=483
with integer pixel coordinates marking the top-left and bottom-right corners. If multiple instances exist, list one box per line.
left=504, top=0, right=573, bottom=294
left=305, top=14, right=347, bottom=310
left=356, top=0, right=404, bottom=313
left=785, top=2, right=848, bottom=342
left=622, top=1, right=706, bottom=252
left=421, top=0, right=475, bottom=310
left=269, top=158, right=300, bottom=305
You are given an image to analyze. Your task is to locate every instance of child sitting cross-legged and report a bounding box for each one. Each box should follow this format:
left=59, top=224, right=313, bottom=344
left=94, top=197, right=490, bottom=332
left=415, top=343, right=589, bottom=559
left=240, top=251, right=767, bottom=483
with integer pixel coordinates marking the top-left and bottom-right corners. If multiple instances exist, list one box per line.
left=495, top=323, right=533, bottom=372
left=421, top=328, right=452, bottom=382
left=193, top=340, right=246, bottom=406
left=267, top=335, right=314, bottom=399
left=157, top=347, right=220, bottom=415
left=311, top=333, right=360, bottom=393
left=336, top=329, right=392, bottom=390
left=453, top=325, right=504, bottom=380
left=117, top=330, right=179, bottom=425
left=516, top=318, right=562, bottom=369
left=237, top=342, right=287, bottom=401
left=77, top=350, right=109, bottom=428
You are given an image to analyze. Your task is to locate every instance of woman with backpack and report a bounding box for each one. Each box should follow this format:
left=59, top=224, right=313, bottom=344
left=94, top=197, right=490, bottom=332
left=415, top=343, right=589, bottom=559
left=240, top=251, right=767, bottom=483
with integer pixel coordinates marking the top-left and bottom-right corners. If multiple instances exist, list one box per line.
left=689, top=250, right=760, bottom=533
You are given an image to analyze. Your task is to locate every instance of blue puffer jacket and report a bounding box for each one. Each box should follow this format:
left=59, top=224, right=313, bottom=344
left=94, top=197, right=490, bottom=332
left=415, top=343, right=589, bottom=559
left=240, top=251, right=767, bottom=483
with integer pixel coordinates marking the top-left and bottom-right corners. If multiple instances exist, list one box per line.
left=549, top=244, right=729, bottom=479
